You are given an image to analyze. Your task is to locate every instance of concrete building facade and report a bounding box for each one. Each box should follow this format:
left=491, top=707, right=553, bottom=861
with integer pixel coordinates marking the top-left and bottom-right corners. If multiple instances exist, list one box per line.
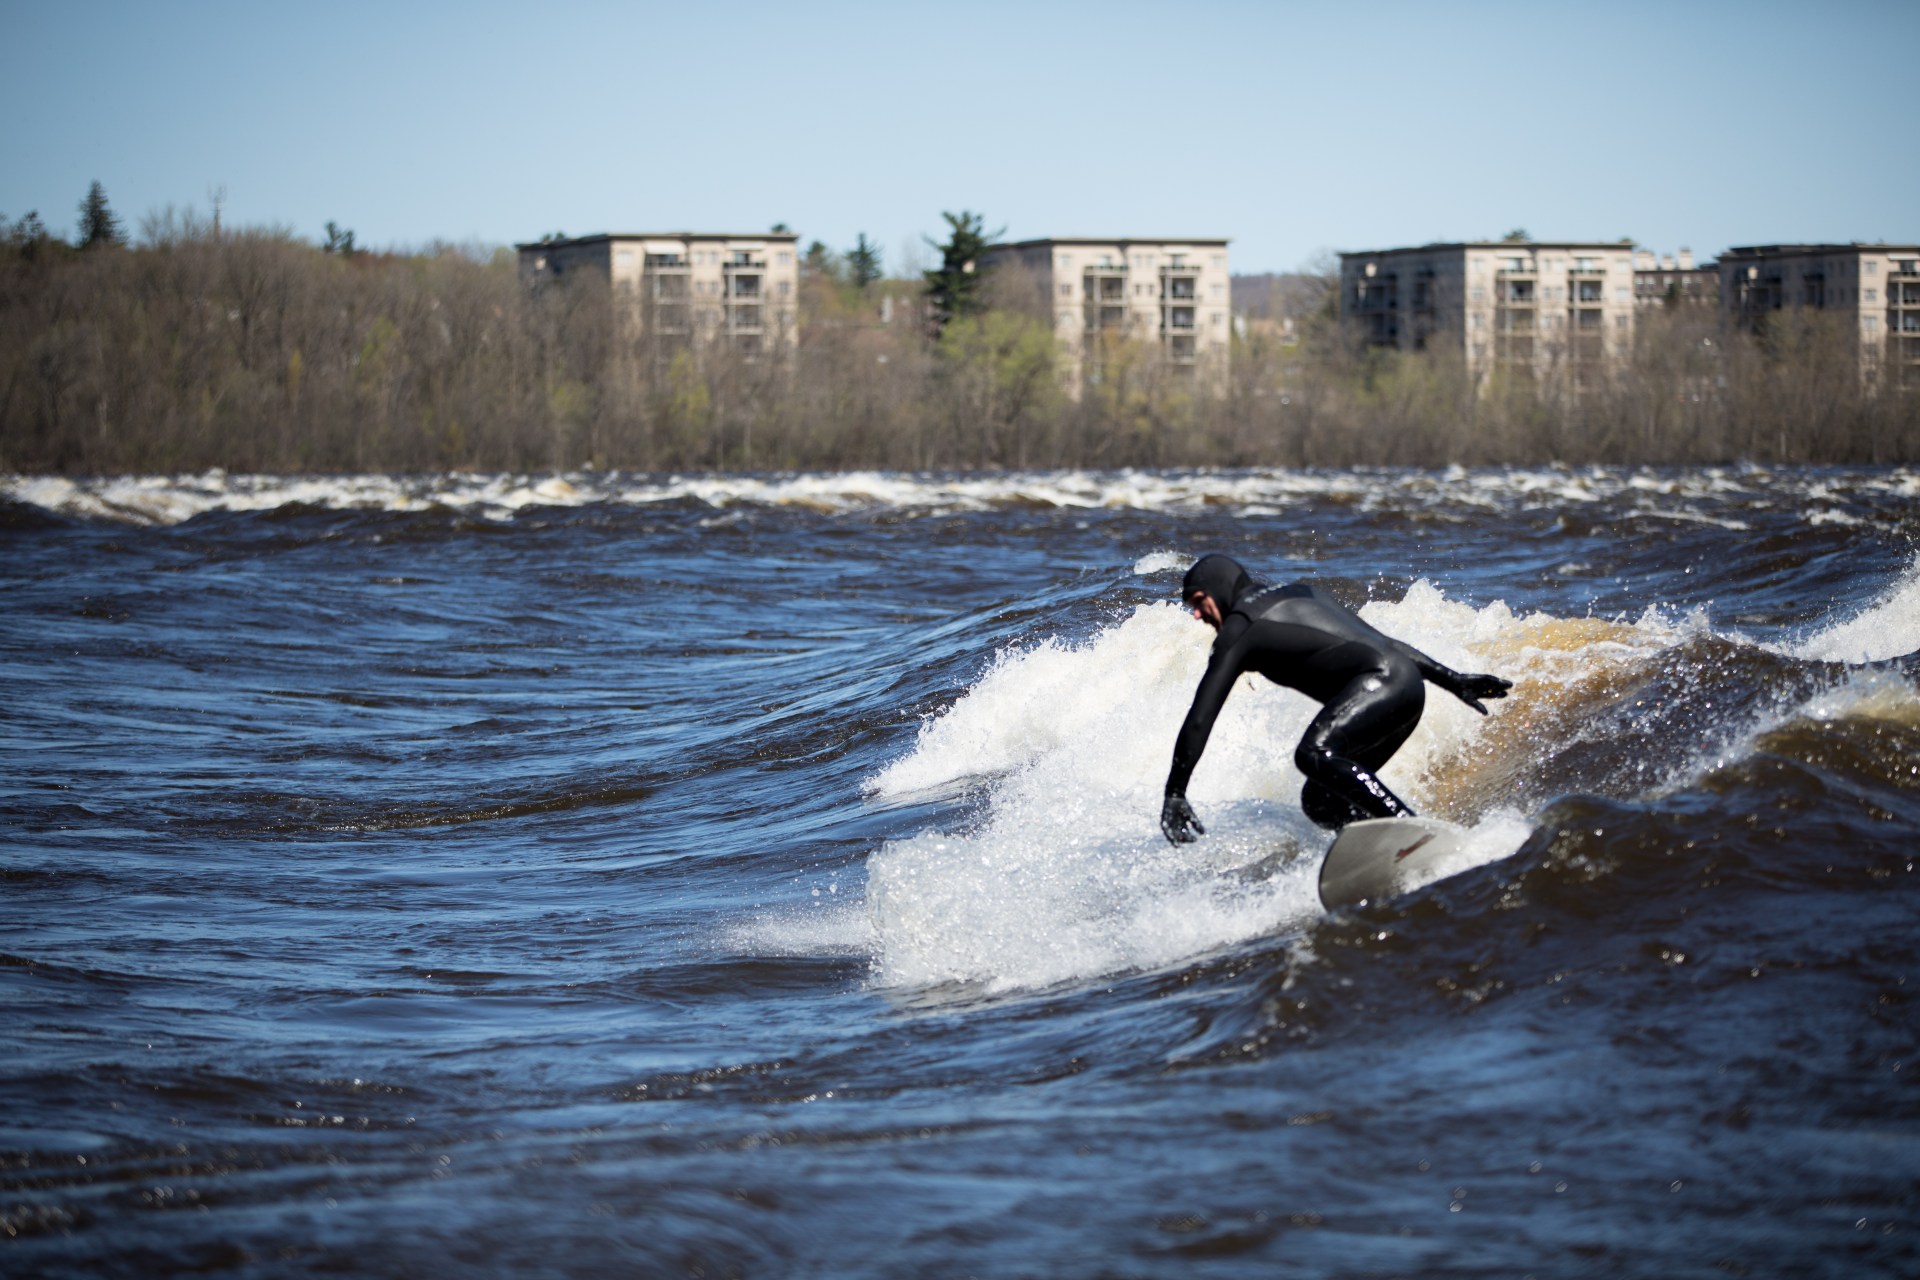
left=1633, top=248, right=1718, bottom=309
left=981, top=238, right=1231, bottom=382
left=516, top=232, right=800, bottom=356
left=1339, top=241, right=1638, bottom=380
left=1718, top=243, right=1920, bottom=388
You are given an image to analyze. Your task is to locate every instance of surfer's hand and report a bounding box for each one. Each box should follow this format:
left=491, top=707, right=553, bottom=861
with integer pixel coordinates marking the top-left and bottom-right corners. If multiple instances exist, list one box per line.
left=1161, top=794, right=1205, bottom=844
left=1447, top=672, right=1512, bottom=715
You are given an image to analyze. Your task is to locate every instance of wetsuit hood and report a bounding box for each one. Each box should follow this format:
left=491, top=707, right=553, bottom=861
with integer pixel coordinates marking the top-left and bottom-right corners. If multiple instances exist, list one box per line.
left=1182, top=554, right=1253, bottom=612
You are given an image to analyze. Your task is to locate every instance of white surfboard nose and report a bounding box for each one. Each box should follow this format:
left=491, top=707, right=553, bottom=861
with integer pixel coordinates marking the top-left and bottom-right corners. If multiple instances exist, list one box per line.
left=1318, top=816, right=1473, bottom=909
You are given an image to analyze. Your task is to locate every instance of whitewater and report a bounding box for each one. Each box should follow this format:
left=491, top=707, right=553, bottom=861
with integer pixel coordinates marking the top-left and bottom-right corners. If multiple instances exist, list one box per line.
left=4, top=464, right=1917, bottom=1277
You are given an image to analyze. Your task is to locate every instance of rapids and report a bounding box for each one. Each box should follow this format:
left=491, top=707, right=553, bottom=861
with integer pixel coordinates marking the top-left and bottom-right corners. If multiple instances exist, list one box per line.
left=3, top=465, right=1917, bottom=1277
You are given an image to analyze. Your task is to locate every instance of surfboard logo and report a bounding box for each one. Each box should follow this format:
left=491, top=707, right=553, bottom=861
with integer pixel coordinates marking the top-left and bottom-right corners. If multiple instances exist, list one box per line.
left=1393, top=834, right=1435, bottom=862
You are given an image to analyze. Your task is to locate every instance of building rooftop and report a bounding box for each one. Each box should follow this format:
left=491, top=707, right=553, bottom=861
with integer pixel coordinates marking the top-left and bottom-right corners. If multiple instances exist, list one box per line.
left=994, top=237, right=1230, bottom=250
left=515, top=231, right=801, bottom=251
left=1341, top=241, right=1637, bottom=258
left=1722, top=243, right=1920, bottom=257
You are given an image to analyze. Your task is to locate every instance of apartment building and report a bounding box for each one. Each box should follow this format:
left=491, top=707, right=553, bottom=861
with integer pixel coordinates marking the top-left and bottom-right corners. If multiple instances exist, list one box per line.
left=1633, top=248, right=1717, bottom=309
left=981, top=238, right=1231, bottom=382
left=1718, top=243, right=1920, bottom=387
left=515, top=232, right=800, bottom=355
left=1339, top=241, right=1638, bottom=380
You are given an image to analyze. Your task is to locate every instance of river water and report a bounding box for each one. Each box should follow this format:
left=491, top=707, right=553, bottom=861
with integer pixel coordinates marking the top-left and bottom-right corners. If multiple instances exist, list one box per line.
left=3, top=466, right=1918, bottom=1277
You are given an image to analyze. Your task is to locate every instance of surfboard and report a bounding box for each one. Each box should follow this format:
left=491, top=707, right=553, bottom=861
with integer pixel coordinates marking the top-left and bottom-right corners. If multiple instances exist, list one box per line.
left=1318, top=816, right=1472, bottom=909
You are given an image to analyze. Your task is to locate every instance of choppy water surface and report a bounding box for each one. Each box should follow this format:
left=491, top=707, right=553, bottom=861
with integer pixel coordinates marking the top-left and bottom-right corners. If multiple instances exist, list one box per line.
left=4, top=466, right=1919, bottom=1277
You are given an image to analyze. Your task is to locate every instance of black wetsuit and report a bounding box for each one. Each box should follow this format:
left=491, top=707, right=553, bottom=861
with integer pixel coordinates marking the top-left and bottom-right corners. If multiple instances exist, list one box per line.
left=1165, top=557, right=1505, bottom=834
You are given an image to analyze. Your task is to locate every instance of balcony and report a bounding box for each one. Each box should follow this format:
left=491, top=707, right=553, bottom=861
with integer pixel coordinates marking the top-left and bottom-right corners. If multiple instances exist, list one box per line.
left=1087, top=276, right=1127, bottom=302
left=1159, top=262, right=1201, bottom=277
left=1164, top=307, right=1197, bottom=330
left=650, top=305, right=691, bottom=336
left=1167, top=335, right=1198, bottom=363
left=645, top=255, right=689, bottom=271
left=1084, top=261, right=1127, bottom=275
left=722, top=258, right=767, bottom=272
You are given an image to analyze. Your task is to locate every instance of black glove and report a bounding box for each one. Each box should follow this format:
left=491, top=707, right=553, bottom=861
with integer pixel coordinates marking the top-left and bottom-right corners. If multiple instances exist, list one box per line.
left=1161, top=793, right=1205, bottom=845
left=1442, top=672, right=1512, bottom=715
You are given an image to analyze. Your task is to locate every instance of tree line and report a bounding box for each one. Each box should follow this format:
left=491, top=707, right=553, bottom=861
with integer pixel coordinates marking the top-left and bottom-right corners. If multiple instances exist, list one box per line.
left=2, top=191, right=1914, bottom=476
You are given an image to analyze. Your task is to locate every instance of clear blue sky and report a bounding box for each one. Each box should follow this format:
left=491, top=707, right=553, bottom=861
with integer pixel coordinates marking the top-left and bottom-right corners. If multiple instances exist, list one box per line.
left=3, top=0, right=1913, bottom=274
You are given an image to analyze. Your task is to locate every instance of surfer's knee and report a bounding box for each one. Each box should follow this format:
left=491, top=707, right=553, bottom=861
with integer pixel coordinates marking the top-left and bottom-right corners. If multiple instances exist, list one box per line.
left=1294, top=738, right=1336, bottom=780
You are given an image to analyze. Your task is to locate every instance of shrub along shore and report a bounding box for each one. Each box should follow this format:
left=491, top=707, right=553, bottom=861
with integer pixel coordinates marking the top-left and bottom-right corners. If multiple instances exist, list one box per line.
left=4, top=218, right=1915, bottom=475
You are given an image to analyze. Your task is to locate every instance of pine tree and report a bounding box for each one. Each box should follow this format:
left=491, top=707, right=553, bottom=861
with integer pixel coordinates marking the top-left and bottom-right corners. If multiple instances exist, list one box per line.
left=923, top=210, right=1000, bottom=332
left=847, top=232, right=884, bottom=290
left=77, top=181, right=121, bottom=249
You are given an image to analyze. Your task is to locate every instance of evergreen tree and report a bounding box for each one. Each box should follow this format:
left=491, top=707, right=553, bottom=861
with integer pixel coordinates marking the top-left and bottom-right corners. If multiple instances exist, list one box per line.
left=77, top=181, right=121, bottom=249
left=847, top=232, right=884, bottom=290
left=924, top=210, right=1001, bottom=332
left=802, top=239, right=840, bottom=282
left=4, top=210, right=56, bottom=260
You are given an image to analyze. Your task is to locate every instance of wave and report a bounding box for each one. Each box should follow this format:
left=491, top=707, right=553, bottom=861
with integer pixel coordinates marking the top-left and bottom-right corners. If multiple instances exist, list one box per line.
left=6, top=465, right=1916, bottom=526
left=859, top=572, right=1920, bottom=995
left=1784, top=560, right=1920, bottom=664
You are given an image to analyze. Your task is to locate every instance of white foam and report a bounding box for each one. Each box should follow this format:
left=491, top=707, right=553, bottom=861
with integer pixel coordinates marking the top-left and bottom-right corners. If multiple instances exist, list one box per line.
left=1787, top=560, right=1920, bottom=665
left=11, top=466, right=1911, bottom=525
left=1133, top=550, right=1188, bottom=576
left=721, top=897, right=875, bottom=958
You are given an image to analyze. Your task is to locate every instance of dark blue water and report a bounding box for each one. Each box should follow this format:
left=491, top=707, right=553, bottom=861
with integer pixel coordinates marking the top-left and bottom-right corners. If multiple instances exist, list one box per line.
left=4, top=467, right=1919, bottom=1277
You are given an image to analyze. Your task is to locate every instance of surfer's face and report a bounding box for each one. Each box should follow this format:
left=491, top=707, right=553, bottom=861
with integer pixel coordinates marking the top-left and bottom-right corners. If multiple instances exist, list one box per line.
left=1187, top=591, right=1223, bottom=631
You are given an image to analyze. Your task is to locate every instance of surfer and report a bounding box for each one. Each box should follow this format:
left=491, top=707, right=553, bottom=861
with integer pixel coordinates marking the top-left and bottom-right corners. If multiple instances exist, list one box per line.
left=1160, top=554, right=1511, bottom=844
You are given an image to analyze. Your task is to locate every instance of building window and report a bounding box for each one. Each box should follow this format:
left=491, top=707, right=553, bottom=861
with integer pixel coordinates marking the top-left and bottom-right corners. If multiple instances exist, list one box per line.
left=1865, top=316, right=1880, bottom=332
left=1866, top=289, right=1877, bottom=302
left=1866, top=261, right=1879, bottom=275
left=1471, top=286, right=1486, bottom=301
left=776, top=252, right=791, bottom=266
left=1059, top=284, right=1073, bottom=297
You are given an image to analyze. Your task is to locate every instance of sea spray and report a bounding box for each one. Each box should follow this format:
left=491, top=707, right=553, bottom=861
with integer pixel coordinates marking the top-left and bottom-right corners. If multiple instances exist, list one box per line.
left=863, top=584, right=1555, bottom=992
